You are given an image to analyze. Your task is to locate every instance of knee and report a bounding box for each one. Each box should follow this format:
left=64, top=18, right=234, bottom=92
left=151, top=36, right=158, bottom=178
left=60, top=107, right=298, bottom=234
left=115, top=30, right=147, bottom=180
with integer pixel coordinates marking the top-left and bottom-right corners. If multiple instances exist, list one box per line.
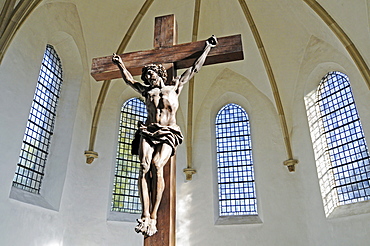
left=152, top=163, right=164, bottom=178
left=152, top=154, right=167, bottom=169
left=140, top=162, right=150, bottom=175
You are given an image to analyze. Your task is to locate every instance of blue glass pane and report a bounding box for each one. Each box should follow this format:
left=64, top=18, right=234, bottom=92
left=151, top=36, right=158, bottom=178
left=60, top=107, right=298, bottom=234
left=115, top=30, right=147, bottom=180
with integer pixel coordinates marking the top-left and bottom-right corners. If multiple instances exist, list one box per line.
left=318, top=71, right=370, bottom=205
left=216, top=103, right=257, bottom=216
left=112, top=98, right=147, bottom=213
left=13, top=45, right=63, bottom=194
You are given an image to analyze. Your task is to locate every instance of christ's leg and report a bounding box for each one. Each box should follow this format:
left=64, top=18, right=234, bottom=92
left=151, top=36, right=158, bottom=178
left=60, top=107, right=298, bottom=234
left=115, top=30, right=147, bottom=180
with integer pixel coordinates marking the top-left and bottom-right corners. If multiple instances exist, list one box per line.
left=146, top=143, right=172, bottom=237
left=135, top=138, right=154, bottom=235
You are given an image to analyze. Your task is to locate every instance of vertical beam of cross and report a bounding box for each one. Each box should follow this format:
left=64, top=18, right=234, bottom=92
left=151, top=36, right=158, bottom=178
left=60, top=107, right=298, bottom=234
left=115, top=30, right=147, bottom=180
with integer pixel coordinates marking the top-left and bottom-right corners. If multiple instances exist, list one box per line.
left=144, top=14, right=177, bottom=246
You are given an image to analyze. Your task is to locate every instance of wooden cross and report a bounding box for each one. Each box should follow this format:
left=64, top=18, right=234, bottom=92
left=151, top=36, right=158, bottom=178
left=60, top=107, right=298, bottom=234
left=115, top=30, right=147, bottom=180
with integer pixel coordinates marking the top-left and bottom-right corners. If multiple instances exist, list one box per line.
left=91, top=20, right=243, bottom=81
left=91, top=14, right=243, bottom=246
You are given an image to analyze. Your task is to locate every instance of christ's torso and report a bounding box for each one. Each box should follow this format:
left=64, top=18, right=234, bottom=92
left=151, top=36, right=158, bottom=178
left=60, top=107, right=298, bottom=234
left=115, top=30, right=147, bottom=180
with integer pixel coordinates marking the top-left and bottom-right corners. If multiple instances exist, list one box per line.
left=145, top=85, right=179, bottom=126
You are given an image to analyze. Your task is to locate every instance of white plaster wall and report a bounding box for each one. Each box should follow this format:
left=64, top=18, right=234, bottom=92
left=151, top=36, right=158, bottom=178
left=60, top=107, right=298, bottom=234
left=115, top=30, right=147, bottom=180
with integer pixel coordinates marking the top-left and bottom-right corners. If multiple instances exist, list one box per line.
left=0, top=0, right=370, bottom=246
left=0, top=2, right=144, bottom=246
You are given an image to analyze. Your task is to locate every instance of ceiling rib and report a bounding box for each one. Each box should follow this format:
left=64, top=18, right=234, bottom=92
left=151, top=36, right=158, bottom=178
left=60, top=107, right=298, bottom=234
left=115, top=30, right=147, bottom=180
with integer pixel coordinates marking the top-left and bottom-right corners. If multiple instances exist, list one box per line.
left=85, top=0, right=154, bottom=164
left=238, top=0, right=298, bottom=172
left=184, top=0, right=202, bottom=181
left=0, top=0, right=42, bottom=63
left=0, top=0, right=16, bottom=34
left=304, top=0, right=370, bottom=90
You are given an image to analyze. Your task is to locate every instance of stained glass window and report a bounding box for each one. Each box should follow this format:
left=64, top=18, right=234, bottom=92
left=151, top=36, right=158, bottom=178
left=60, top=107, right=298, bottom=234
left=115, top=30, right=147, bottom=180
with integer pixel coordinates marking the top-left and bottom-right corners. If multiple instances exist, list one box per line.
left=13, top=45, right=63, bottom=194
left=111, top=97, right=147, bottom=213
left=215, top=103, right=257, bottom=216
left=305, top=71, right=370, bottom=215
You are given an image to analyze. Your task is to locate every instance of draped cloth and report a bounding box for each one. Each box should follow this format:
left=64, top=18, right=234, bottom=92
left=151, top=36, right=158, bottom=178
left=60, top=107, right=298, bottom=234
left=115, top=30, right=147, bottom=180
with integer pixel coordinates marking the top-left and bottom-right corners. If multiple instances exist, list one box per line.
left=131, top=122, right=184, bottom=156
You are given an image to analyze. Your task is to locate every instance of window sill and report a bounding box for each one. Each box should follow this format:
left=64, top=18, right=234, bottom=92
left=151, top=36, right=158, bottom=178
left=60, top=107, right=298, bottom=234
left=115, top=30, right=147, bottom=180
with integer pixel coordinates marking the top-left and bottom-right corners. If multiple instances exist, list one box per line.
left=107, top=210, right=140, bottom=222
left=327, top=199, right=370, bottom=219
left=215, top=214, right=262, bottom=225
left=9, top=186, right=58, bottom=211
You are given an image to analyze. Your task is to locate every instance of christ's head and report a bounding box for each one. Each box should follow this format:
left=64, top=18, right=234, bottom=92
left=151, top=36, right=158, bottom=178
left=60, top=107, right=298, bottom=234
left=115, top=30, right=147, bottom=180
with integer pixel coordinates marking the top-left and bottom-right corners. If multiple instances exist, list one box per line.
left=141, top=64, right=167, bottom=86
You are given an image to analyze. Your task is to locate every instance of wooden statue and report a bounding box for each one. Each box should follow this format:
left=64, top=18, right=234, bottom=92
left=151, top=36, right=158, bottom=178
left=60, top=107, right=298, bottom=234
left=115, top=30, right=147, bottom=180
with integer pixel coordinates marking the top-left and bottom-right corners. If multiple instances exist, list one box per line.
left=112, top=36, right=217, bottom=237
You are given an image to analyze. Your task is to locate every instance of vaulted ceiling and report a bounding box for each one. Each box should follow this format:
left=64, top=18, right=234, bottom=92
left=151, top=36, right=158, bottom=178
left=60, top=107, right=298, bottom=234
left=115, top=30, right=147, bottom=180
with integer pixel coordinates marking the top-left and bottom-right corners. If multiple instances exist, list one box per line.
left=1, top=0, right=370, bottom=170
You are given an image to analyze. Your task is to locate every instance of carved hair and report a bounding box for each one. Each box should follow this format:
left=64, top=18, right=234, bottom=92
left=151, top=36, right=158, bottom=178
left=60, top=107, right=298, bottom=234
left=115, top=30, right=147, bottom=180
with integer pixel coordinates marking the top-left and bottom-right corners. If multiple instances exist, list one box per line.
left=141, top=64, right=168, bottom=85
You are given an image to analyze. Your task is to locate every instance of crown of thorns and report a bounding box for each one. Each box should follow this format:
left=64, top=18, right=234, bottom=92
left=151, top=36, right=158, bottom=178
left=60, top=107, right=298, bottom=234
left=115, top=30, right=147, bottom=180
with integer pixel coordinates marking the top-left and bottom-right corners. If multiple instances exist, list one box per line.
left=141, top=64, right=167, bottom=85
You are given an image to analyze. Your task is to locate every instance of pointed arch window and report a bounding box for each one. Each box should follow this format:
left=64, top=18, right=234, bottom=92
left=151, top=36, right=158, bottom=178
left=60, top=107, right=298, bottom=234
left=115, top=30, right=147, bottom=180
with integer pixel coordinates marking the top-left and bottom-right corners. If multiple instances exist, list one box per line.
left=215, top=103, right=258, bottom=216
left=111, top=97, right=147, bottom=213
left=13, top=44, right=63, bottom=194
left=305, top=71, right=370, bottom=216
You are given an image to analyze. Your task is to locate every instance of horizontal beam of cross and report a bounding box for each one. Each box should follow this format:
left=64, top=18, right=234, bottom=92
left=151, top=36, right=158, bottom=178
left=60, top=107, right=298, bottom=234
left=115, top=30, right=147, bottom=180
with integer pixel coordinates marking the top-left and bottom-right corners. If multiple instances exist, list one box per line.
left=90, top=34, right=243, bottom=81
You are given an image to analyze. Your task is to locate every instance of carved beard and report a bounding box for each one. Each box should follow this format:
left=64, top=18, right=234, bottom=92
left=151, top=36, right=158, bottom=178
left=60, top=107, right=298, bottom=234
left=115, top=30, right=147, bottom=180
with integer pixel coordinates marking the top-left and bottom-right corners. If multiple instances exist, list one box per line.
left=151, top=78, right=163, bottom=87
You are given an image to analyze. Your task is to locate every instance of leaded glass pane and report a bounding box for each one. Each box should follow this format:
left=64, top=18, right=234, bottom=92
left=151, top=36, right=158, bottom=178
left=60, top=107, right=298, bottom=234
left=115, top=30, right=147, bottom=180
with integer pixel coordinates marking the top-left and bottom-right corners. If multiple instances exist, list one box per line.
left=13, top=45, right=63, bottom=194
left=111, top=97, right=147, bottom=213
left=215, top=103, right=257, bottom=216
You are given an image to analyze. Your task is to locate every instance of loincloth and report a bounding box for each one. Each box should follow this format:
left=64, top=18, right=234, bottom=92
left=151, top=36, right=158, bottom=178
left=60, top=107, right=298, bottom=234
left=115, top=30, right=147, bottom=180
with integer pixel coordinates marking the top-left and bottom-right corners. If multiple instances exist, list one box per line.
left=131, top=122, right=184, bottom=156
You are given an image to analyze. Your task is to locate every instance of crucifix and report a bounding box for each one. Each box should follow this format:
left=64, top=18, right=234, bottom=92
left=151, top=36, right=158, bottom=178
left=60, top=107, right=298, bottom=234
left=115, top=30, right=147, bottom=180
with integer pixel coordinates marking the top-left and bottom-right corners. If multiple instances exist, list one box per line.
left=91, top=14, right=243, bottom=246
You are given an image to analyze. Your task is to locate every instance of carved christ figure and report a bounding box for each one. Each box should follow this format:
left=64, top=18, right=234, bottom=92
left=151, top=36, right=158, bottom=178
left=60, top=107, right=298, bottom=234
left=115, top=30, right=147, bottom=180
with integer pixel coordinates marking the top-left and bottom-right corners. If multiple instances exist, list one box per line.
left=112, top=35, right=217, bottom=237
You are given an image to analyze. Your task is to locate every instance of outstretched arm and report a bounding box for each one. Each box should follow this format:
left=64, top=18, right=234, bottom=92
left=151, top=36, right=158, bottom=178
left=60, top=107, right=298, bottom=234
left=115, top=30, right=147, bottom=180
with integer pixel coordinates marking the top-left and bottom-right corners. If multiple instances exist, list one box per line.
left=112, top=54, right=146, bottom=94
left=176, top=36, right=217, bottom=93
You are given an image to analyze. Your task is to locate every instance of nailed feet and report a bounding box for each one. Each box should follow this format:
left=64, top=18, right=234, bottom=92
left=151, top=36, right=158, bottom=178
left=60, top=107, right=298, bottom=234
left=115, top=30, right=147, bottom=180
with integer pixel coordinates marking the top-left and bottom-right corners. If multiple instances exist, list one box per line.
left=135, top=218, right=157, bottom=237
